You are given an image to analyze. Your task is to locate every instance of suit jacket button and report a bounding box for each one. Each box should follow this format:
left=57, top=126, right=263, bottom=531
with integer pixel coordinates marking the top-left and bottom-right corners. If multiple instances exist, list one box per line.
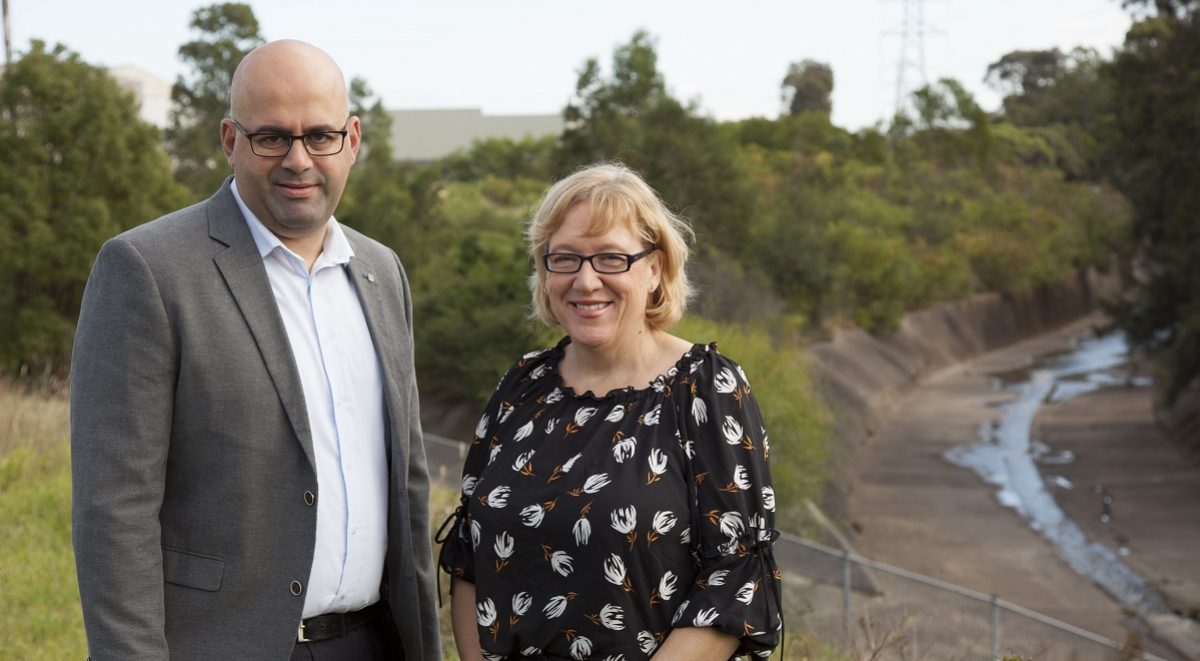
left=304, top=491, right=315, bottom=506
left=290, top=580, right=303, bottom=596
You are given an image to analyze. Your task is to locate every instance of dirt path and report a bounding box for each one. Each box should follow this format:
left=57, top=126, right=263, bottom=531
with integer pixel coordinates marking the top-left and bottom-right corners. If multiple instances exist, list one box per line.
left=843, top=315, right=1192, bottom=650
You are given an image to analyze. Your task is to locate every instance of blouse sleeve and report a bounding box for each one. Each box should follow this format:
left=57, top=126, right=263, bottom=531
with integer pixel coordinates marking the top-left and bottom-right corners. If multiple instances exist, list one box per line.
left=436, top=355, right=531, bottom=586
left=672, top=351, right=782, bottom=658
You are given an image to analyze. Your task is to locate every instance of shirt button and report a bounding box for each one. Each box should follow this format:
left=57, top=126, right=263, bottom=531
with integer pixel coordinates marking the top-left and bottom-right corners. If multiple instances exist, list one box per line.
left=304, top=491, right=316, bottom=506
left=290, top=580, right=303, bottom=596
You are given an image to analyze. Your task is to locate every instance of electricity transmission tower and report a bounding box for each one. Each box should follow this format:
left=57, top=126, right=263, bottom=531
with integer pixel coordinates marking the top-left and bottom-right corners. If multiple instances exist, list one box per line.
left=887, top=0, right=942, bottom=117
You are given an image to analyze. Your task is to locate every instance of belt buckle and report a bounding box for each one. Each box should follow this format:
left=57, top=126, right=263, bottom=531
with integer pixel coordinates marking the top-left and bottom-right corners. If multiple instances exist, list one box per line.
left=297, top=623, right=314, bottom=644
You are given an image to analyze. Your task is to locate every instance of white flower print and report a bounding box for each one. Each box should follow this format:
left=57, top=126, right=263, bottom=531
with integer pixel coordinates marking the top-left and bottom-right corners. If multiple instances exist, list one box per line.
left=488, top=443, right=502, bottom=465
left=512, top=591, right=532, bottom=616
left=485, top=486, right=510, bottom=508
left=461, top=475, right=478, bottom=497
left=562, top=452, right=583, bottom=473
left=543, top=594, right=570, bottom=618
left=734, top=464, right=751, bottom=490
left=682, top=439, right=695, bottom=460
left=610, top=506, right=637, bottom=548
left=646, top=449, right=668, bottom=484
left=641, top=404, right=661, bottom=426
left=680, top=526, right=691, bottom=545
left=722, top=415, right=744, bottom=445
left=574, top=406, right=598, bottom=427
left=736, top=580, right=758, bottom=605
left=550, top=550, right=574, bottom=576
left=513, top=420, right=534, bottom=442
left=605, top=404, right=626, bottom=423
left=737, top=364, right=750, bottom=387
left=572, top=517, right=591, bottom=546
left=715, top=367, right=737, bottom=393
left=570, top=635, right=593, bottom=660
left=469, top=519, right=481, bottom=549
left=637, top=630, right=658, bottom=655
left=498, top=402, right=514, bottom=424
left=612, top=436, right=637, bottom=463
left=483, top=653, right=505, bottom=661
left=601, top=655, right=627, bottom=661
left=691, top=397, right=707, bottom=424
left=603, top=554, right=627, bottom=586
left=693, top=607, right=720, bottom=627
left=521, top=647, right=542, bottom=657
left=657, top=571, right=677, bottom=601
left=529, top=363, right=549, bottom=380
left=672, top=600, right=690, bottom=625
left=544, top=417, right=558, bottom=434
left=474, top=414, right=488, bottom=440
left=494, top=532, right=514, bottom=571
left=599, top=603, right=625, bottom=630
left=582, top=473, right=611, bottom=493
left=522, top=348, right=547, bottom=360
left=715, top=510, right=746, bottom=540
left=511, top=448, right=536, bottom=474
left=708, top=569, right=730, bottom=586
left=476, top=598, right=496, bottom=626
left=519, top=504, right=545, bottom=528
left=762, top=485, right=776, bottom=511
left=648, top=510, right=677, bottom=543
left=752, top=513, right=771, bottom=540
left=545, top=387, right=564, bottom=404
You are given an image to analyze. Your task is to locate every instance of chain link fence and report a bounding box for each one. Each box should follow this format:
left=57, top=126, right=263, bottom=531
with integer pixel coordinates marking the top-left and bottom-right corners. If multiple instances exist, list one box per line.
left=777, top=534, right=1170, bottom=661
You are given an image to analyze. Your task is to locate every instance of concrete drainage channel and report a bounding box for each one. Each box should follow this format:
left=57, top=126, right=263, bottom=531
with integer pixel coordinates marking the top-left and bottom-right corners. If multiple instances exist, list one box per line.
left=945, top=330, right=1199, bottom=659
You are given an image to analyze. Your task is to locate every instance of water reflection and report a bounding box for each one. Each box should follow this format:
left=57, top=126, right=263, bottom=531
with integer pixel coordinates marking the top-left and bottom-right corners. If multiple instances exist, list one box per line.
left=944, top=330, right=1171, bottom=617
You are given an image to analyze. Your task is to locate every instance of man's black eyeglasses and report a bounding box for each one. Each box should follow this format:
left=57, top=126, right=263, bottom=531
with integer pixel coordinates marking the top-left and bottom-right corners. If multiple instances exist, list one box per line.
left=230, top=119, right=349, bottom=158
left=542, top=246, right=658, bottom=274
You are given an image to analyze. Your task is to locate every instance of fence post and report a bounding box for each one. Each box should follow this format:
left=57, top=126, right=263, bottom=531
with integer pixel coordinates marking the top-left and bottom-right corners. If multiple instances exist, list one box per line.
left=842, top=550, right=852, bottom=645
left=990, top=595, right=1000, bottom=660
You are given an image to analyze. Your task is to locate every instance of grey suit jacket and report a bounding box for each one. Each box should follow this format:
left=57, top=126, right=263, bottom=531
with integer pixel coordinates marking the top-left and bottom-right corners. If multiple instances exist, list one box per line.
left=70, top=180, right=441, bottom=660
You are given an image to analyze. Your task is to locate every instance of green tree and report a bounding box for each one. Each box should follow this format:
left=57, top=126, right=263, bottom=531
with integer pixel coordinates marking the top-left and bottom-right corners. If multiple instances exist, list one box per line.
left=1110, top=0, right=1200, bottom=402
left=0, top=41, right=189, bottom=376
left=985, top=47, right=1114, bottom=180
left=781, top=59, right=834, bottom=116
left=164, top=3, right=263, bottom=200
left=556, top=31, right=754, bottom=251
left=338, top=78, right=425, bottom=255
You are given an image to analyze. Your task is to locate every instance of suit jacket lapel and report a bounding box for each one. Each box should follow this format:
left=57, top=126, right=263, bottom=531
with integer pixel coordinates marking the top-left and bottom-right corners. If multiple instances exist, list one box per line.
left=345, top=241, right=408, bottom=470
left=207, top=180, right=316, bottom=469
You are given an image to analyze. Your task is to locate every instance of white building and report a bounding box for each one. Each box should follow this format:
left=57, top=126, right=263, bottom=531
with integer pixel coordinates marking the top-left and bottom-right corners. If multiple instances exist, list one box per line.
left=388, top=108, right=562, bottom=162
left=108, top=65, right=172, bottom=128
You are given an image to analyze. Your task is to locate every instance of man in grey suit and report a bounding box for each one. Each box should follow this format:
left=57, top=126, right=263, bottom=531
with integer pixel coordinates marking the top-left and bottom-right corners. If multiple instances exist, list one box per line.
left=71, top=40, right=440, bottom=660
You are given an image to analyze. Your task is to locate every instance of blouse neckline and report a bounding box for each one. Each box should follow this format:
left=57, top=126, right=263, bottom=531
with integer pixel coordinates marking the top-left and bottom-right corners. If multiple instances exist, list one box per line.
left=545, top=336, right=710, bottom=402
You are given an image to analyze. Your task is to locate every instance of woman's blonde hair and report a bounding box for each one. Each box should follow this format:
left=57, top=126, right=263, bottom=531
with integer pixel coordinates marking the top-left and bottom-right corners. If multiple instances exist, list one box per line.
left=527, top=162, right=694, bottom=329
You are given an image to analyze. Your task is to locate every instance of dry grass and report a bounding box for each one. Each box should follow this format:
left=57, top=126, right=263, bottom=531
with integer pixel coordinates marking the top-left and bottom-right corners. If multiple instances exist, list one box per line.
left=0, top=378, right=70, bottom=455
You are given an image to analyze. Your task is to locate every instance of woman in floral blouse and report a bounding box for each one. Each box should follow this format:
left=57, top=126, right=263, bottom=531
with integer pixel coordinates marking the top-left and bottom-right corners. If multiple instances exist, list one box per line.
left=438, top=163, right=781, bottom=661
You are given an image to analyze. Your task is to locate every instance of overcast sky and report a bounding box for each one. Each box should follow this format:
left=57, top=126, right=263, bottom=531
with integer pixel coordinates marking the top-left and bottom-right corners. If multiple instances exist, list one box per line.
left=8, top=0, right=1133, bottom=130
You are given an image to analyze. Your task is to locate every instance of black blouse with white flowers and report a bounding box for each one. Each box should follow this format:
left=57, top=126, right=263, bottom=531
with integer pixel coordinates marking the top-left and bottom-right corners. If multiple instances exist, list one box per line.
left=438, top=338, right=782, bottom=661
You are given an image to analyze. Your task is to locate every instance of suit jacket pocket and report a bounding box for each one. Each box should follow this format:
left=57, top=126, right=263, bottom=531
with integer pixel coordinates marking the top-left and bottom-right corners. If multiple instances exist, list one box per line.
left=163, top=547, right=225, bottom=591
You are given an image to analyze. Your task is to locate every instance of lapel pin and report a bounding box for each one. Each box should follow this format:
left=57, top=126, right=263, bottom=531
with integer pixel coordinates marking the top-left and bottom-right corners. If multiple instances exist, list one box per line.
left=363, top=272, right=376, bottom=283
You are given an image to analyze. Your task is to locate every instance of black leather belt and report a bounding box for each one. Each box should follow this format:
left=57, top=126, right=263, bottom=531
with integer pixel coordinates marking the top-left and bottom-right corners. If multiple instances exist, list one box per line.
left=297, top=602, right=379, bottom=643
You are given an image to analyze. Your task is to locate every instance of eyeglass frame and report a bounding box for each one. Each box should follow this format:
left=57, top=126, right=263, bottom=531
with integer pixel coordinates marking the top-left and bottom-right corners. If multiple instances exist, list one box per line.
left=229, top=118, right=351, bottom=158
left=541, top=246, right=659, bottom=274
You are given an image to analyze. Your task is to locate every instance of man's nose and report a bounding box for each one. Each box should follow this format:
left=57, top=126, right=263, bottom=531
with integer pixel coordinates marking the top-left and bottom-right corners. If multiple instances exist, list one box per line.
left=281, top=139, right=314, bottom=171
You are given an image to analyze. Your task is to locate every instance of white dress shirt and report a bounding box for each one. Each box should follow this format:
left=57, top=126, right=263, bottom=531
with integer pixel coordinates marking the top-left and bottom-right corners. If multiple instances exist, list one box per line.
left=232, top=181, right=388, bottom=618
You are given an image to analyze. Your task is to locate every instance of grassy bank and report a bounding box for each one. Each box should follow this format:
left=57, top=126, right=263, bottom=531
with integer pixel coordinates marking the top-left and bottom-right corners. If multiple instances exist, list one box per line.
left=0, top=381, right=84, bottom=659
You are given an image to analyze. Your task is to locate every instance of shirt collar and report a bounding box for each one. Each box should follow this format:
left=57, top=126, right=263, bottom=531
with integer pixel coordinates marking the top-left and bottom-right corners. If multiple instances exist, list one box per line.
left=230, top=178, right=355, bottom=268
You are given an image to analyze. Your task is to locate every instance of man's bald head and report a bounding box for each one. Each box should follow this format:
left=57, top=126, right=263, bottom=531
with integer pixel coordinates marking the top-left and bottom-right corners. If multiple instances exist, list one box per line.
left=229, top=40, right=349, bottom=119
